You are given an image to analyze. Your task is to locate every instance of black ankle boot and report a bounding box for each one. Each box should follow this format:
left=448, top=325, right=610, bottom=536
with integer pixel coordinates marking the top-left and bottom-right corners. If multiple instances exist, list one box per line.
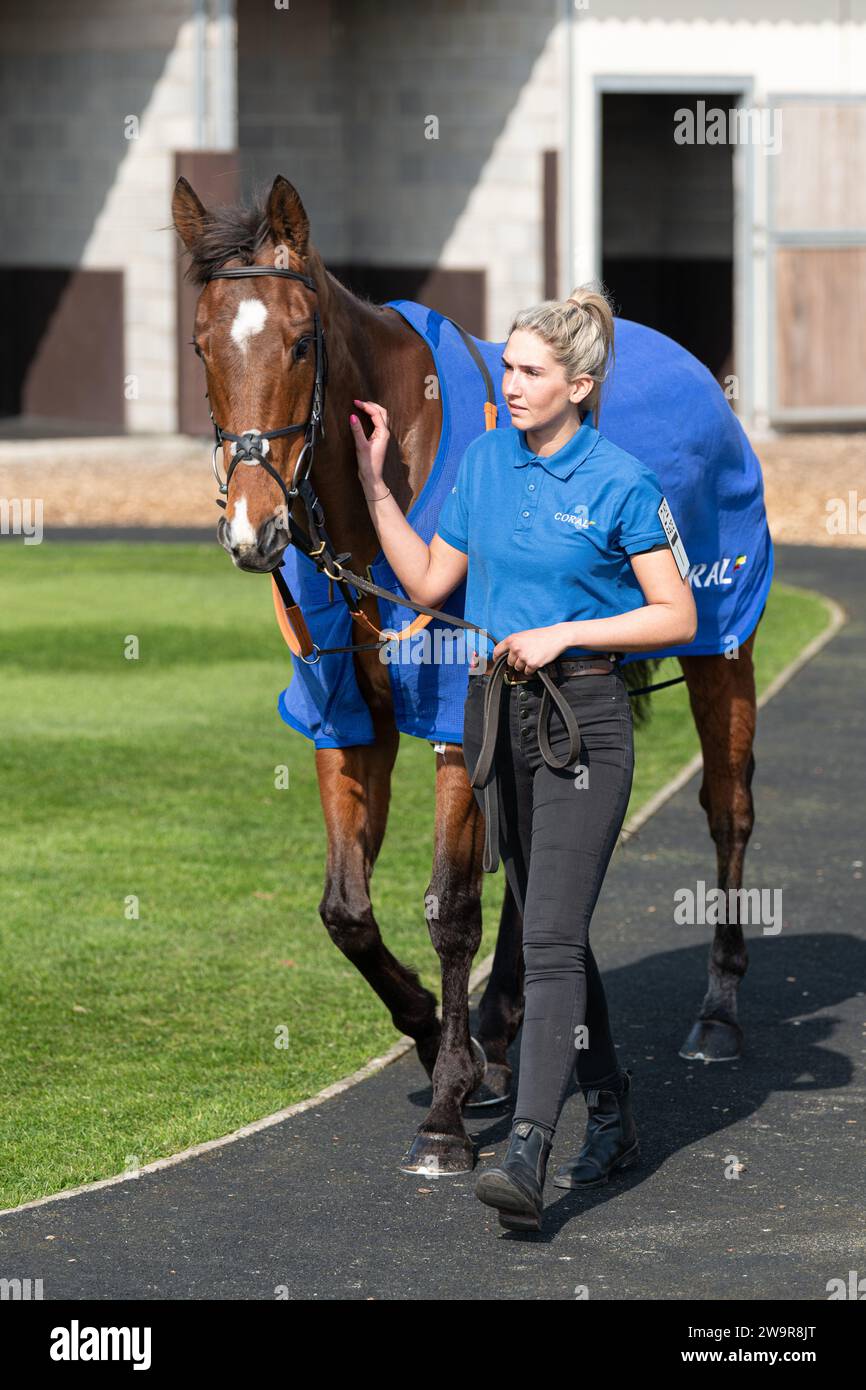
left=474, top=1119, right=554, bottom=1231
left=552, top=1069, right=639, bottom=1189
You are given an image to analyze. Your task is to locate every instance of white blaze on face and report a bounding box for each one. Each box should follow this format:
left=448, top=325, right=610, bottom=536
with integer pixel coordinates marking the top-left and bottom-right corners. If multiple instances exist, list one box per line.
left=230, top=297, right=268, bottom=352
left=228, top=494, right=258, bottom=548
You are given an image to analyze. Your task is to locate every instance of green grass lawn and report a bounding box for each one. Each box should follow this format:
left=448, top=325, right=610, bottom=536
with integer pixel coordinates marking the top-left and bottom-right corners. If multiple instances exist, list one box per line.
left=0, top=542, right=832, bottom=1207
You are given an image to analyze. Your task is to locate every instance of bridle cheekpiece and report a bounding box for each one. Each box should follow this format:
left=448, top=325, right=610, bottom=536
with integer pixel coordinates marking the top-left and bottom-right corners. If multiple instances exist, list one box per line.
left=204, top=264, right=328, bottom=515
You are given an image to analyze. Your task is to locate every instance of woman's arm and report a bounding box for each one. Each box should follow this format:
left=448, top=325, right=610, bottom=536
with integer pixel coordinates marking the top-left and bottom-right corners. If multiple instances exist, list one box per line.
left=558, top=547, right=698, bottom=652
left=350, top=400, right=468, bottom=609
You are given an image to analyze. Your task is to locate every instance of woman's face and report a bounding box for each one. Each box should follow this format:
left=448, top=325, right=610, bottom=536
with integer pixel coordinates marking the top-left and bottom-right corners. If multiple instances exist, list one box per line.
left=501, top=329, right=593, bottom=430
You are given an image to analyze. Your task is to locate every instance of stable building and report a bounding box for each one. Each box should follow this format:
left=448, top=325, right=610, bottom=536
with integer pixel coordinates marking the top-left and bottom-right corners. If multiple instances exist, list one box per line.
left=2, top=0, right=863, bottom=436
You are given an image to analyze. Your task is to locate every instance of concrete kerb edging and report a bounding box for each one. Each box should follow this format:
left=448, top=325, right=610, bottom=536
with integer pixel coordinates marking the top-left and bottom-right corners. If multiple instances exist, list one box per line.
left=0, top=589, right=846, bottom=1218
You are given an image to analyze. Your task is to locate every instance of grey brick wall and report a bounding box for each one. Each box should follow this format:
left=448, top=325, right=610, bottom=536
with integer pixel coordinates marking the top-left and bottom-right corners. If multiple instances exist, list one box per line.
left=237, top=0, right=565, bottom=339
left=0, top=0, right=204, bottom=432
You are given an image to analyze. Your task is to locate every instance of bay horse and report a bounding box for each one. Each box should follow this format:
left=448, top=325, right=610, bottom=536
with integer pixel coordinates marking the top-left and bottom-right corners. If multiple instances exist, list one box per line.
left=172, top=173, right=762, bottom=1176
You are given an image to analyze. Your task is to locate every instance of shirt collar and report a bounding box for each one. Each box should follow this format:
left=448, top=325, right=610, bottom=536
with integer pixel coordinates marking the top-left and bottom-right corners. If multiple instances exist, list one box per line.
left=512, top=413, right=598, bottom=479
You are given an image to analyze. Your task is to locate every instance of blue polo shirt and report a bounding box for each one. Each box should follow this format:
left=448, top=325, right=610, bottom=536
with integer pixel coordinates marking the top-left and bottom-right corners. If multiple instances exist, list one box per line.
left=435, top=414, right=674, bottom=661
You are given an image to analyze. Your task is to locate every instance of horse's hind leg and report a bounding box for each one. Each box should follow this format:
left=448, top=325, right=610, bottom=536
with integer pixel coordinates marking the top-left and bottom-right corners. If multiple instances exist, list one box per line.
left=678, top=627, right=759, bottom=1061
left=314, top=732, right=442, bottom=1092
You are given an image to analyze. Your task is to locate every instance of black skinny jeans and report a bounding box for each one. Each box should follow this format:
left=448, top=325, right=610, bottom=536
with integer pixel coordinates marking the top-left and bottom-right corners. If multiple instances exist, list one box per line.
left=462, top=666, right=634, bottom=1136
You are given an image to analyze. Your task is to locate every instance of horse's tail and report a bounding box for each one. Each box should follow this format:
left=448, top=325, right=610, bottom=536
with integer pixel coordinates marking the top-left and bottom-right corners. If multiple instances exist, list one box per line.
left=622, top=656, right=667, bottom=728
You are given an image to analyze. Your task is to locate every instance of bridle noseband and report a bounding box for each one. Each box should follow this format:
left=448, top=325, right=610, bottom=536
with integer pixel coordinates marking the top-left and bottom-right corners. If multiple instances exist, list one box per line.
left=204, top=264, right=328, bottom=515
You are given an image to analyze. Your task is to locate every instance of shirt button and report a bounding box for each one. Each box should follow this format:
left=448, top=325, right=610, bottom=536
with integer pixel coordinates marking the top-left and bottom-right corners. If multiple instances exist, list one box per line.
left=527, top=483, right=535, bottom=491
left=522, top=510, right=529, bottom=518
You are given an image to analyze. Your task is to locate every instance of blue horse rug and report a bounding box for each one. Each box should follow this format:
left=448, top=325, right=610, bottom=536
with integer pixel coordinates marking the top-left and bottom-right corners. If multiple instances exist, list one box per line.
left=275, top=300, right=774, bottom=749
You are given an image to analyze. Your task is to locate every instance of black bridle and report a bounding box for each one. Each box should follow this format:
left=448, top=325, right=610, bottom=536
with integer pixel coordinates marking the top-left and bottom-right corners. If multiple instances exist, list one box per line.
left=201, top=260, right=391, bottom=662
left=205, top=265, right=328, bottom=516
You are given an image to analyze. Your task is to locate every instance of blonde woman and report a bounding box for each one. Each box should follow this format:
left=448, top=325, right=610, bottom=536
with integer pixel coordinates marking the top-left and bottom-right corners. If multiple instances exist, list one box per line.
left=350, top=284, right=696, bottom=1231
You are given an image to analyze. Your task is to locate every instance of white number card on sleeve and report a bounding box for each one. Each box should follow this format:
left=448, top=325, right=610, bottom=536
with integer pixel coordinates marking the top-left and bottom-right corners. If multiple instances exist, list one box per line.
left=657, top=496, right=690, bottom=580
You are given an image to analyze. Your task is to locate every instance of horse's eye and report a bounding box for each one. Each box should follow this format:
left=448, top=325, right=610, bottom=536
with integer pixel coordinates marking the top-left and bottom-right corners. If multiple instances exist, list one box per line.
left=293, top=337, right=311, bottom=361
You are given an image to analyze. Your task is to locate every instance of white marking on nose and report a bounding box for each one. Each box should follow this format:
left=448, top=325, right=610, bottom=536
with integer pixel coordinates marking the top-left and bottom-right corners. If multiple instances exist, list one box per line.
left=229, top=494, right=258, bottom=548
left=230, top=297, right=268, bottom=351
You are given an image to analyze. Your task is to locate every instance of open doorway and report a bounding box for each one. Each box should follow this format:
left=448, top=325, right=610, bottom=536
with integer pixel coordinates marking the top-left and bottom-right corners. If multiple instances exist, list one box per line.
left=600, top=90, right=739, bottom=385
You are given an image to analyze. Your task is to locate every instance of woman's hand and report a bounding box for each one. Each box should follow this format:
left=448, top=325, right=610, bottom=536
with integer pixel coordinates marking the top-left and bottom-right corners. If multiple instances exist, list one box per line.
left=349, top=399, right=390, bottom=499
left=492, top=625, right=570, bottom=676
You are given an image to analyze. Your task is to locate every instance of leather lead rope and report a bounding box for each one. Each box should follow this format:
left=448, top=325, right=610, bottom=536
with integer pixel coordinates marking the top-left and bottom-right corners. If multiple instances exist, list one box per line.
left=466, top=652, right=585, bottom=873
left=268, top=307, right=500, bottom=662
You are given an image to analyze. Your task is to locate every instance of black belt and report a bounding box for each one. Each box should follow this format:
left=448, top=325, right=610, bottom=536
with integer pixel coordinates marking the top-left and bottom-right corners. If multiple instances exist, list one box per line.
left=466, top=652, right=618, bottom=873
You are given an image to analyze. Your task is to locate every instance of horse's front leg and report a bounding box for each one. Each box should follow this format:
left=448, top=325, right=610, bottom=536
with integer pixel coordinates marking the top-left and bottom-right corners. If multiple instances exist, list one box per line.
left=465, top=880, right=524, bottom=1106
left=314, top=735, right=443, bottom=1094
left=400, top=744, right=487, bottom=1176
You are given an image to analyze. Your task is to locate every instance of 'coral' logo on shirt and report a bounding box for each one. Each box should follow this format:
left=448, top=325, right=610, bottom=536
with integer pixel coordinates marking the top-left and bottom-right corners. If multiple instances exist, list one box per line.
left=554, top=506, right=594, bottom=529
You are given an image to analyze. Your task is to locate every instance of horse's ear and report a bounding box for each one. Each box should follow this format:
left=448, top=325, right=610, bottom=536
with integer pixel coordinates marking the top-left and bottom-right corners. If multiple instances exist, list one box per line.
left=172, top=176, right=209, bottom=252
left=266, top=176, right=309, bottom=257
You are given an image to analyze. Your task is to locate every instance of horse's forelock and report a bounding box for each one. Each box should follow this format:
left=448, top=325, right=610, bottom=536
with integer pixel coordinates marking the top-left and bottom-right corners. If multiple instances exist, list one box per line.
left=183, top=196, right=272, bottom=286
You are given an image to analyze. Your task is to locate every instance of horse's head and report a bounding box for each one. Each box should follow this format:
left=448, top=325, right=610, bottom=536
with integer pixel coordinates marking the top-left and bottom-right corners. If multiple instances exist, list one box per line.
left=172, top=174, right=324, bottom=572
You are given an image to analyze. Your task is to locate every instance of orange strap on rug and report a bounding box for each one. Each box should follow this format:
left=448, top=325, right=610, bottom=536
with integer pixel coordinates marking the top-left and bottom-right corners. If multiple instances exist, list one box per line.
left=271, top=579, right=313, bottom=659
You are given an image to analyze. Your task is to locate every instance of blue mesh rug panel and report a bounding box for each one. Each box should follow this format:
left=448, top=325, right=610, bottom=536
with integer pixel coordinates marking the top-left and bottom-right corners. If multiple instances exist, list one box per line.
left=276, top=305, right=773, bottom=749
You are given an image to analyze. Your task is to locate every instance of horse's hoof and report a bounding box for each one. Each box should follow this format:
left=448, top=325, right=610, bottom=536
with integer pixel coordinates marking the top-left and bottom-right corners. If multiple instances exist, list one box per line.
left=399, top=1130, right=475, bottom=1176
left=679, top=1017, right=743, bottom=1062
left=464, top=1061, right=512, bottom=1108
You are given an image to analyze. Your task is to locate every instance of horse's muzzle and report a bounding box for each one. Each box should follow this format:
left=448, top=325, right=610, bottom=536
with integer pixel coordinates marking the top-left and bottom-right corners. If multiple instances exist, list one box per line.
left=217, top=514, right=289, bottom=571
